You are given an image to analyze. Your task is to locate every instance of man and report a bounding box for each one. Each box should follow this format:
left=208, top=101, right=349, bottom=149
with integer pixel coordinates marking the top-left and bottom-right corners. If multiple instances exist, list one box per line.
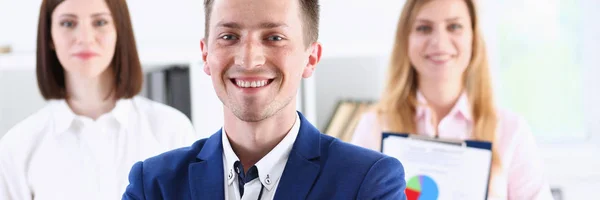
left=122, top=0, right=407, bottom=199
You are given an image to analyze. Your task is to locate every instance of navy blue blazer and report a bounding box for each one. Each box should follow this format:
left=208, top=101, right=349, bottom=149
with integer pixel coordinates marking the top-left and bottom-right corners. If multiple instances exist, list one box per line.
left=122, top=112, right=406, bottom=200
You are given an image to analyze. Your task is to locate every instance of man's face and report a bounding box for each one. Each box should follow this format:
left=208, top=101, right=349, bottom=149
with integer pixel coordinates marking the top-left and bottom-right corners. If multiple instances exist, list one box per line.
left=201, top=0, right=322, bottom=122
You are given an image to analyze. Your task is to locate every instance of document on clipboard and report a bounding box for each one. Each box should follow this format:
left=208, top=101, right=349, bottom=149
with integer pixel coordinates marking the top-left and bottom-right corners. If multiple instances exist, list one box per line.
left=381, top=132, right=492, bottom=200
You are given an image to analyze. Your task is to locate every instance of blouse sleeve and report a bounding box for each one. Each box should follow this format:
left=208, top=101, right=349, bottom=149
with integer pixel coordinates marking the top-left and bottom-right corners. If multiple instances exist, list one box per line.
left=506, top=116, right=554, bottom=200
left=0, top=128, right=34, bottom=200
left=350, top=112, right=383, bottom=152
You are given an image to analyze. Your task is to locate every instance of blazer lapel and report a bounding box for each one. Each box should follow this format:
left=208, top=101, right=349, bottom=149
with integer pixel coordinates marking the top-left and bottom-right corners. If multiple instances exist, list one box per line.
left=274, top=112, right=322, bottom=199
left=189, top=130, right=225, bottom=200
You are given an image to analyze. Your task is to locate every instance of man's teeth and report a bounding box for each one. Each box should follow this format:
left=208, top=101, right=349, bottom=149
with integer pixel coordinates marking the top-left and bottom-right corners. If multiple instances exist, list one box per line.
left=236, top=80, right=268, bottom=88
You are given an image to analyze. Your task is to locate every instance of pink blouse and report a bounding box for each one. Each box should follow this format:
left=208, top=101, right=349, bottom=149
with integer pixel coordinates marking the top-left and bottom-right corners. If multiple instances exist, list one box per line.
left=350, top=92, right=553, bottom=200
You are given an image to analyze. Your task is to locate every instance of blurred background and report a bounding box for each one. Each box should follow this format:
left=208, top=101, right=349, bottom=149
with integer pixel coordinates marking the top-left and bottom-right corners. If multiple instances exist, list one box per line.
left=1, top=0, right=599, bottom=199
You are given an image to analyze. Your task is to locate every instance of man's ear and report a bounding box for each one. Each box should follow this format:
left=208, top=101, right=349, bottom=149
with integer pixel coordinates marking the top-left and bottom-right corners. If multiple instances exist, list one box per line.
left=200, top=38, right=211, bottom=76
left=302, top=42, right=323, bottom=78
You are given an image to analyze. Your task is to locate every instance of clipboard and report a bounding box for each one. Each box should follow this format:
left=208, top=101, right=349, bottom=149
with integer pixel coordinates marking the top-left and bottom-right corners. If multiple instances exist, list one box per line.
left=381, top=132, right=492, bottom=200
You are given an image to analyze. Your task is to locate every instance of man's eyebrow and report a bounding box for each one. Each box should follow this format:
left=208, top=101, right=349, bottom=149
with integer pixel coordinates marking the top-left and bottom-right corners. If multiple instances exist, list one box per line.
left=215, top=21, right=289, bottom=29
left=216, top=21, right=242, bottom=29
left=258, top=22, right=288, bottom=29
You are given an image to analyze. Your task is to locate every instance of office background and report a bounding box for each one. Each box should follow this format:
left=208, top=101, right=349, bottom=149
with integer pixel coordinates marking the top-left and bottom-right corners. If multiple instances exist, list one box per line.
left=1, top=0, right=599, bottom=199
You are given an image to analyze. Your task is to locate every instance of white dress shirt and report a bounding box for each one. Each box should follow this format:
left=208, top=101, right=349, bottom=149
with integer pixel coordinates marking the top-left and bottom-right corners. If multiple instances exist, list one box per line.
left=222, top=113, right=300, bottom=200
left=0, top=96, right=198, bottom=200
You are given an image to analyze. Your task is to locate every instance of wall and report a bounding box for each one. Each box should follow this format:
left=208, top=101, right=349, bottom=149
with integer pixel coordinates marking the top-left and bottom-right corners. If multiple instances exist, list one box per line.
left=314, top=55, right=388, bottom=130
left=0, top=70, right=46, bottom=136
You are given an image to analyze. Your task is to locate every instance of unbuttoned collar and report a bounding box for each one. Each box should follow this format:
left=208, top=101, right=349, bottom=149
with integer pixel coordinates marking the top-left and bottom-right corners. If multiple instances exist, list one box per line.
left=222, top=113, right=301, bottom=191
left=415, top=90, right=473, bottom=122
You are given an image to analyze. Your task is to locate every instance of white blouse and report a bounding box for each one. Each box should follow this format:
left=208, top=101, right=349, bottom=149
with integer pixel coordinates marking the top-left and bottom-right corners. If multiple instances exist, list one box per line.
left=0, top=96, right=199, bottom=200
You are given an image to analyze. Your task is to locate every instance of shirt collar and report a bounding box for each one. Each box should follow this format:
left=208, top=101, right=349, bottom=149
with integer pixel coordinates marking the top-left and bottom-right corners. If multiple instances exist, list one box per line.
left=51, top=99, right=77, bottom=134
left=222, top=129, right=241, bottom=186
left=222, top=112, right=301, bottom=191
left=415, top=90, right=472, bottom=121
left=51, top=98, right=133, bottom=135
left=112, top=98, right=133, bottom=127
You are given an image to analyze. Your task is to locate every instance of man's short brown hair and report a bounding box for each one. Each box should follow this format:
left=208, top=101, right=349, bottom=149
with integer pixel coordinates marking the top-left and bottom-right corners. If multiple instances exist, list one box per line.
left=203, top=0, right=320, bottom=46
left=36, top=0, right=143, bottom=100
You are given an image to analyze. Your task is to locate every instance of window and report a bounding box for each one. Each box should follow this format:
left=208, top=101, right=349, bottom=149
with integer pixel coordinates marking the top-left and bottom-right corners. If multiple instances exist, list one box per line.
left=483, top=0, right=596, bottom=142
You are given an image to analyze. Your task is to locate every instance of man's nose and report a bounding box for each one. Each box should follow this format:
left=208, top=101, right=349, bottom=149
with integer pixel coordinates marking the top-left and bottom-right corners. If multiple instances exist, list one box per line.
left=235, top=38, right=266, bottom=69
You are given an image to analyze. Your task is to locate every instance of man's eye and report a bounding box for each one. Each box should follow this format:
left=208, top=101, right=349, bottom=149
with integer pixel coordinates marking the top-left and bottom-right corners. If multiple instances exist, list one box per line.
left=220, top=35, right=238, bottom=40
left=267, top=36, right=283, bottom=41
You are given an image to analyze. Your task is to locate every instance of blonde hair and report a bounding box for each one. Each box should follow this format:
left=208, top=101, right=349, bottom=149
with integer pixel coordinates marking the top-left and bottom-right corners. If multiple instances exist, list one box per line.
left=377, top=0, right=500, bottom=167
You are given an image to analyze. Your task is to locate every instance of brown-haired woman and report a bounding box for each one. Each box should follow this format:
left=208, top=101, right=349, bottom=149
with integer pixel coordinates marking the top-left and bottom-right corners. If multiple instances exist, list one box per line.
left=350, top=0, right=553, bottom=199
left=0, top=0, right=197, bottom=199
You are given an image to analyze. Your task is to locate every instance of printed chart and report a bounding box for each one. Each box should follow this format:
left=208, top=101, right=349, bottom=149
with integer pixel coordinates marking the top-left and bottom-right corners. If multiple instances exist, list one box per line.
left=406, top=175, right=439, bottom=200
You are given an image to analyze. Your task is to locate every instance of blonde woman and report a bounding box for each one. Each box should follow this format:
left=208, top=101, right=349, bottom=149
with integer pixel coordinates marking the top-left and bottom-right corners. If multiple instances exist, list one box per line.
left=350, top=0, right=553, bottom=199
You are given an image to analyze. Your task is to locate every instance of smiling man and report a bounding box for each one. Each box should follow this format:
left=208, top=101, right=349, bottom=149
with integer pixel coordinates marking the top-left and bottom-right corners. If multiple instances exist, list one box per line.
left=121, top=0, right=406, bottom=199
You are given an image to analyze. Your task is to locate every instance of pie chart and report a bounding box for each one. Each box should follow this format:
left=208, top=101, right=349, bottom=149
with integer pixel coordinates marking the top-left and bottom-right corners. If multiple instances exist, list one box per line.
left=406, top=175, right=439, bottom=200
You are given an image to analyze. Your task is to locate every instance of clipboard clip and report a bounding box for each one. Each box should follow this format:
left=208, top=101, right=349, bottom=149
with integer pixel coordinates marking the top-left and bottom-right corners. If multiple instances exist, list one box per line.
left=381, top=132, right=493, bottom=153
left=404, top=134, right=467, bottom=147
